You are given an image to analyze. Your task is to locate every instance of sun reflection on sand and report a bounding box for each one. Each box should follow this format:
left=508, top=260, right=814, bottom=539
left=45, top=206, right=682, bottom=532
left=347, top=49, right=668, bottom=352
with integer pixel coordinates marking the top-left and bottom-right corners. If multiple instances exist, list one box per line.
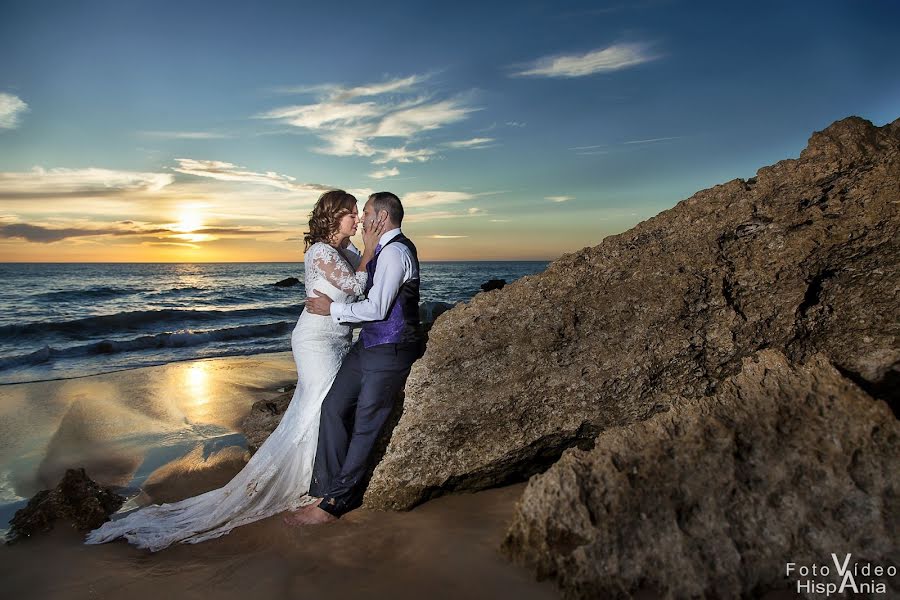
left=0, top=355, right=298, bottom=512
left=181, top=361, right=214, bottom=423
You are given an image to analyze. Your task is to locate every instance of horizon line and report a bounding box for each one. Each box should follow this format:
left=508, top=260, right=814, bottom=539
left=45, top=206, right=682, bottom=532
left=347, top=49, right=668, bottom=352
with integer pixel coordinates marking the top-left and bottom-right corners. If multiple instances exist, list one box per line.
left=0, top=259, right=558, bottom=264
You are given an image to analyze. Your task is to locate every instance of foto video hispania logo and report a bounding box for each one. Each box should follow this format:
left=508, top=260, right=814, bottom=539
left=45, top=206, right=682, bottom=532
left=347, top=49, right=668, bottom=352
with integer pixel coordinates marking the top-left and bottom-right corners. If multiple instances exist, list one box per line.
left=786, top=553, right=896, bottom=595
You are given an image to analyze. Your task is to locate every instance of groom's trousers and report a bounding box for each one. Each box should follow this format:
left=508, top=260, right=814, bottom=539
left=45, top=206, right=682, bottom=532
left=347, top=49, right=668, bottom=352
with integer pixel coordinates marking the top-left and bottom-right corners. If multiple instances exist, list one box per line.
left=309, top=339, right=420, bottom=517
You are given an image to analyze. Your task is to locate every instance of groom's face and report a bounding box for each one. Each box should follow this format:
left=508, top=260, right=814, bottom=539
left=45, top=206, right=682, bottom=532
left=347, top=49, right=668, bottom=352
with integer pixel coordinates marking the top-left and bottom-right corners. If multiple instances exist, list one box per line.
left=361, top=200, right=376, bottom=230
left=362, top=199, right=385, bottom=231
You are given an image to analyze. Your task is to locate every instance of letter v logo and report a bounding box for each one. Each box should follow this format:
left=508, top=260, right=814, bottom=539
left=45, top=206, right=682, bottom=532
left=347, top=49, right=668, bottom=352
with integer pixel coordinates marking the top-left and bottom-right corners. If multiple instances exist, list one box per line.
left=832, top=553, right=852, bottom=576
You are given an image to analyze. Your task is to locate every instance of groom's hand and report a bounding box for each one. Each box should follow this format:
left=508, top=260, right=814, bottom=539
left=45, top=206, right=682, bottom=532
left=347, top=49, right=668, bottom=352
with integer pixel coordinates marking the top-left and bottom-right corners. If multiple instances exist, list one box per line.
left=306, top=292, right=333, bottom=316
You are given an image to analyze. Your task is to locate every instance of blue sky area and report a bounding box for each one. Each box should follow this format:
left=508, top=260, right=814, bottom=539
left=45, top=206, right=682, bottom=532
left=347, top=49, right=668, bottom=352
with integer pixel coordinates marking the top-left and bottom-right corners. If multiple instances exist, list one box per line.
left=1, top=0, right=898, bottom=260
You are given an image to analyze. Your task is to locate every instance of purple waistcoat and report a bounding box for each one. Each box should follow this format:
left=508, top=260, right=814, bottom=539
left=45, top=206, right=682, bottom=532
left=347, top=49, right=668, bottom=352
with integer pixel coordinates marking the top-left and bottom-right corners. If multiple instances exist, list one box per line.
left=359, top=234, right=422, bottom=348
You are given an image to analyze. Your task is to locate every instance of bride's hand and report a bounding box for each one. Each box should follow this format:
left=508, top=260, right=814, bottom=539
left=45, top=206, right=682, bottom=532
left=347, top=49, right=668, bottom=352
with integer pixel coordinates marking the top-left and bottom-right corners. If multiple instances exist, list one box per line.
left=362, top=216, right=386, bottom=254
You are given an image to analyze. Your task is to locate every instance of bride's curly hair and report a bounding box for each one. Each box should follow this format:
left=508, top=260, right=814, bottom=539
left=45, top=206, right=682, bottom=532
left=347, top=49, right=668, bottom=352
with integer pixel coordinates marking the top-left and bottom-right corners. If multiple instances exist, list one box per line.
left=303, top=190, right=358, bottom=252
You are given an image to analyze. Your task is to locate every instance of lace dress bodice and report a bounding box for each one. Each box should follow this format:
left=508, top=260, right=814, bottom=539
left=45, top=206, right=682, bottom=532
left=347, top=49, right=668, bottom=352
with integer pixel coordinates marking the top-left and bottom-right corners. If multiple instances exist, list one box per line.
left=303, top=242, right=367, bottom=305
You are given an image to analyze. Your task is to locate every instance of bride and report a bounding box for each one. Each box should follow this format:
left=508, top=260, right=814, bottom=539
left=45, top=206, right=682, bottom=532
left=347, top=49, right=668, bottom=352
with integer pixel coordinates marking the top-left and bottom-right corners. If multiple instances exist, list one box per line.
left=85, top=190, right=384, bottom=551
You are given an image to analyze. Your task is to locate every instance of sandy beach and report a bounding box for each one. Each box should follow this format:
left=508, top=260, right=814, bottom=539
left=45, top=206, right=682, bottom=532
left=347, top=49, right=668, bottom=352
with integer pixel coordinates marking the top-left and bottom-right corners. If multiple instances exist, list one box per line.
left=0, top=354, right=560, bottom=599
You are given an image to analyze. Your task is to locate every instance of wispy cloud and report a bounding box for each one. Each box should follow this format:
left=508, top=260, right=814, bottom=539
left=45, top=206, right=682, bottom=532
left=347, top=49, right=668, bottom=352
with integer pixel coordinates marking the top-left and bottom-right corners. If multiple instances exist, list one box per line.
left=428, top=235, right=469, bottom=239
left=445, top=137, right=495, bottom=149
left=489, top=219, right=510, bottom=223
left=270, top=74, right=426, bottom=99
left=371, top=146, right=435, bottom=164
left=0, top=220, right=283, bottom=243
left=0, top=93, right=29, bottom=129
left=373, top=99, right=477, bottom=138
left=258, top=74, right=480, bottom=165
left=624, top=136, right=682, bottom=144
left=402, top=190, right=477, bottom=208
left=139, top=130, right=233, bottom=140
left=173, top=158, right=330, bottom=193
left=368, top=167, right=399, bottom=179
left=545, top=195, right=574, bottom=203
left=0, top=167, right=173, bottom=199
left=512, top=42, right=659, bottom=78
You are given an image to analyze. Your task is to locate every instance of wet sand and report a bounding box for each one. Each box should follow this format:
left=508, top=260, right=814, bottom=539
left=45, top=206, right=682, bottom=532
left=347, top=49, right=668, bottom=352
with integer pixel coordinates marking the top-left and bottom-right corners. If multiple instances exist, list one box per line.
left=0, top=354, right=559, bottom=599
left=1, top=482, right=558, bottom=600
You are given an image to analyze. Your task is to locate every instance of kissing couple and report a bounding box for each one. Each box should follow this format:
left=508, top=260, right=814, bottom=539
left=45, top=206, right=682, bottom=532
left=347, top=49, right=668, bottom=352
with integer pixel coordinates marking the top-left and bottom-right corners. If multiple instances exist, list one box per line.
left=86, top=190, right=424, bottom=551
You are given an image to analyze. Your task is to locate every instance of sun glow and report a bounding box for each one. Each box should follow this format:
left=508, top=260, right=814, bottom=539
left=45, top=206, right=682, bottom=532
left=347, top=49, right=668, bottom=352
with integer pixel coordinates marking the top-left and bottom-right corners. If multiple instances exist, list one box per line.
left=175, top=203, right=206, bottom=233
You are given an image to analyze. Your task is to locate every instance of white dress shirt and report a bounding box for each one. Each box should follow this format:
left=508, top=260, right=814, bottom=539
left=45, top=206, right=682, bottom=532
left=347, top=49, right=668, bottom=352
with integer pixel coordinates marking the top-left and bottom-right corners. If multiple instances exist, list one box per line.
left=330, top=228, right=417, bottom=324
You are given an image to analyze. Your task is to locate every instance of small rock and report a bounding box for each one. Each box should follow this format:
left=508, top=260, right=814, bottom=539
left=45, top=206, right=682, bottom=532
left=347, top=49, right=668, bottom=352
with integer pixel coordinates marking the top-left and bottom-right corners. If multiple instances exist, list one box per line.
left=274, top=277, right=300, bottom=287
left=240, top=389, right=294, bottom=452
left=7, top=468, right=125, bottom=543
left=480, top=279, right=506, bottom=292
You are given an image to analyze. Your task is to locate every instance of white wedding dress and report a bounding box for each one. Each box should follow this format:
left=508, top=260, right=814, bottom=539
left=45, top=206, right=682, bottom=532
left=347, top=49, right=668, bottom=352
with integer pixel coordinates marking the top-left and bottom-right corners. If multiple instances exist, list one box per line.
left=84, top=242, right=367, bottom=551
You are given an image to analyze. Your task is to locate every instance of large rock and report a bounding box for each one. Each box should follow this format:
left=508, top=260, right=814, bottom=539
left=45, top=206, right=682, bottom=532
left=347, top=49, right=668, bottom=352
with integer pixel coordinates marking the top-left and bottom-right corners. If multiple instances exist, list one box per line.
left=500, top=350, right=899, bottom=599
left=364, top=116, right=900, bottom=510
left=7, top=468, right=125, bottom=543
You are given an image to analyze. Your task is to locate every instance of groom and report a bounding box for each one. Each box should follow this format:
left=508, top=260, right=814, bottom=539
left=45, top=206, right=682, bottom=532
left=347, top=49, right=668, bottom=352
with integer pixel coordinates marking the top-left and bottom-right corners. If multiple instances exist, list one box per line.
left=286, top=191, right=424, bottom=525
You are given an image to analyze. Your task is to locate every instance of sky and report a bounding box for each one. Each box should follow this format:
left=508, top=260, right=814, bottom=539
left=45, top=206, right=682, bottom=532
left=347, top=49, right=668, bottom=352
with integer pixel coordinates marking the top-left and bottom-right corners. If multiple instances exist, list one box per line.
left=0, top=0, right=898, bottom=262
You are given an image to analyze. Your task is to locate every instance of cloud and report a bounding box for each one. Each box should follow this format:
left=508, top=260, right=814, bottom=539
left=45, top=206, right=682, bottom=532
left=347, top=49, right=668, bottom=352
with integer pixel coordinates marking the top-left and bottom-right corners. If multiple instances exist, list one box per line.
left=173, top=158, right=330, bottom=193
left=445, top=137, right=495, bottom=149
left=467, top=207, right=483, bottom=215
left=402, top=190, right=477, bottom=208
left=427, top=235, right=469, bottom=239
left=0, top=222, right=164, bottom=243
left=368, top=167, right=399, bottom=179
left=545, top=195, right=575, bottom=203
left=0, top=167, right=173, bottom=199
left=512, top=42, right=659, bottom=78
left=144, top=241, right=200, bottom=249
left=270, top=74, right=426, bottom=99
left=624, top=136, right=682, bottom=144
left=489, top=219, right=510, bottom=222
left=0, top=220, right=284, bottom=243
left=0, top=93, right=28, bottom=129
left=371, top=146, right=435, bottom=164
left=138, top=131, right=233, bottom=139
left=373, top=99, right=477, bottom=138
left=258, top=75, right=479, bottom=165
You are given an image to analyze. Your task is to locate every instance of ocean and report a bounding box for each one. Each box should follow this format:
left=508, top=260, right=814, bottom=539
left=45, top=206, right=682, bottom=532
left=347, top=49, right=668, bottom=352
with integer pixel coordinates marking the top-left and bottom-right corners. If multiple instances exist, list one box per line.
left=0, top=262, right=549, bottom=385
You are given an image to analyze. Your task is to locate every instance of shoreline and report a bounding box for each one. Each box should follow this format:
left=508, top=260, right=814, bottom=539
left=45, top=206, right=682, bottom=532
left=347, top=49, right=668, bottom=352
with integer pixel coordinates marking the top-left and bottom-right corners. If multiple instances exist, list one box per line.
left=0, top=349, right=297, bottom=387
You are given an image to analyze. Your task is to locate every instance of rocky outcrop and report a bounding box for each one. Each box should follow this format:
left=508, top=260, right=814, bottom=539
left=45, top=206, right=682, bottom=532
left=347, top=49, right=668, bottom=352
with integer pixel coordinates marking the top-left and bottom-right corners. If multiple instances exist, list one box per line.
left=363, top=116, right=900, bottom=510
left=7, top=468, right=124, bottom=543
left=500, top=350, right=899, bottom=599
left=274, top=277, right=300, bottom=287
left=480, top=279, right=507, bottom=292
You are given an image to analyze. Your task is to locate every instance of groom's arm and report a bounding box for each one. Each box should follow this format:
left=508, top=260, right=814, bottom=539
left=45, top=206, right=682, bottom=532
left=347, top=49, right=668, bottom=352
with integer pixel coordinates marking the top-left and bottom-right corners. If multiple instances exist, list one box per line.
left=330, top=246, right=410, bottom=324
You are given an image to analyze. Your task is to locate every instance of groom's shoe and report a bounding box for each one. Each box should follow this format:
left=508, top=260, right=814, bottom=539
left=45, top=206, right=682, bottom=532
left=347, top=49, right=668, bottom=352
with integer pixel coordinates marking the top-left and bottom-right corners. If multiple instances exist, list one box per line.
left=282, top=501, right=337, bottom=527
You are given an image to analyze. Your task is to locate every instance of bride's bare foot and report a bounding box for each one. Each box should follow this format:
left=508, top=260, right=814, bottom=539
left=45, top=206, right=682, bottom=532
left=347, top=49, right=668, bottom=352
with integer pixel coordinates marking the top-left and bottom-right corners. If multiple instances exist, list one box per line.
left=282, top=501, right=337, bottom=526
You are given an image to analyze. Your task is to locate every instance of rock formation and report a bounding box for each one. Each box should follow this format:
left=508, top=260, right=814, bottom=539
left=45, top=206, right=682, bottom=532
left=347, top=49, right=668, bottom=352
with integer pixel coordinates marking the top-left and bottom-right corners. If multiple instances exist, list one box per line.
left=500, top=350, right=899, bottom=599
left=7, top=468, right=124, bottom=543
left=480, top=279, right=507, bottom=292
left=274, top=277, right=300, bottom=287
left=363, top=116, right=900, bottom=510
